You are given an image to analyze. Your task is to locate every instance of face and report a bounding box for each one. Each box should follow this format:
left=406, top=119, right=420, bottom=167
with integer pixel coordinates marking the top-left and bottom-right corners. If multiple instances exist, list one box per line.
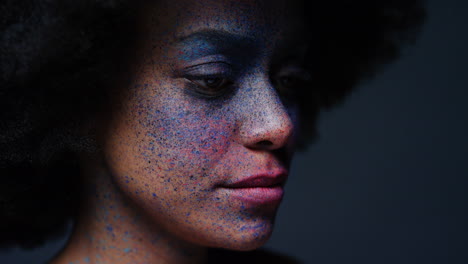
left=101, top=0, right=309, bottom=251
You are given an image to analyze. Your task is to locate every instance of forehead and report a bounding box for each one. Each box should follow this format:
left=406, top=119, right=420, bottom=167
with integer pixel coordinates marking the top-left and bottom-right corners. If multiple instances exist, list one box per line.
left=139, top=0, right=307, bottom=46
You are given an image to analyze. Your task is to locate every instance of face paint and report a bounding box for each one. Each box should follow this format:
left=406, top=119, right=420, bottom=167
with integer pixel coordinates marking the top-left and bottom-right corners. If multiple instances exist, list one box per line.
left=59, top=0, right=310, bottom=262
left=104, top=0, right=309, bottom=250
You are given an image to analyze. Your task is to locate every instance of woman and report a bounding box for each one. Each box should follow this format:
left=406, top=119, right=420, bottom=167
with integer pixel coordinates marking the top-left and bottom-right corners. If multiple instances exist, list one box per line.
left=0, top=0, right=425, bottom=263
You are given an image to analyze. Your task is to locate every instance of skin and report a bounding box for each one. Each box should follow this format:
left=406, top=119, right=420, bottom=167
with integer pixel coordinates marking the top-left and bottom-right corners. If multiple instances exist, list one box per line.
left=52, top=0, right=309, bottom=263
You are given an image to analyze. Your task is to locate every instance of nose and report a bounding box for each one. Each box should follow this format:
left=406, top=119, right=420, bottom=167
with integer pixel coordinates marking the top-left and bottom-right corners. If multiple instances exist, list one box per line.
left=237, top=76, right=296, bottom=151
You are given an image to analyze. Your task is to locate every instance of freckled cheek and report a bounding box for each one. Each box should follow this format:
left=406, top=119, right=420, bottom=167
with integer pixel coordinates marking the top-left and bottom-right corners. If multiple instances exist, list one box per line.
left=136, top=110, right=236, bottom=181
left=183, top=117, right=234, bottom=158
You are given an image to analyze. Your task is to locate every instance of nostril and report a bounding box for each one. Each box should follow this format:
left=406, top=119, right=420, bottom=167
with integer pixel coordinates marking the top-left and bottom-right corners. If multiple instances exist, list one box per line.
left=256, top=140, right=273, bottom=147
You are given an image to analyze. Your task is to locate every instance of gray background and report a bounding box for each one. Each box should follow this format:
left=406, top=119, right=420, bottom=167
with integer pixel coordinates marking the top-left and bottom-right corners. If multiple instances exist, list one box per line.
left=1, top=0, right=467, bottom=263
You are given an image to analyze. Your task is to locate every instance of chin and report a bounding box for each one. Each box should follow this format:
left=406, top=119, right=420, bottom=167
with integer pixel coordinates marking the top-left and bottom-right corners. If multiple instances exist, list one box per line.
left=227, top=233, right=273, bottom=251
left=211, top=218, right=276, bottom=251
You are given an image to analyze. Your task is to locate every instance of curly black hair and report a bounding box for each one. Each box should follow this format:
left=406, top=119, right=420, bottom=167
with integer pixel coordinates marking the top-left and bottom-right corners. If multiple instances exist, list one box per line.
left=0, top=0, right=426, bottom=249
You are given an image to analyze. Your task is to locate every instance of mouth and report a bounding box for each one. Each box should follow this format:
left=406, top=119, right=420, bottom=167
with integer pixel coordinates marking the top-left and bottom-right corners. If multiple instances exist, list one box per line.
left=220, top=171, right=288, bottom=205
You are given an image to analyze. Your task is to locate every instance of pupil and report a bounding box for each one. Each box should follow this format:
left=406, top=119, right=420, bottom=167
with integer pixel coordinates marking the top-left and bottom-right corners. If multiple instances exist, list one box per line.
left=281, top=77, right=293, bottom=86
left=206, top=78, right=221, bottom=87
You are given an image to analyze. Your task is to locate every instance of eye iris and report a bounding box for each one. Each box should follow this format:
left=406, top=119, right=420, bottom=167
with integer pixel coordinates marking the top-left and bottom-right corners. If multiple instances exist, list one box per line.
left=280, top=76, right=296, bottom=87
left=204, top=77, right=223, bottom=88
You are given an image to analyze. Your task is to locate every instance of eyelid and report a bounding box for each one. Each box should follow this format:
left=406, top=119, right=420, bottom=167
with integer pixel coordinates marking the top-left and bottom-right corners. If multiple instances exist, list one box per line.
left=183, top=61, right=233, bottom=76
left=173, top=54, right=235, bottom=79
left=178, top=54, right=231, bottom=68
left=176, top=56, right=236, bottom=99
left=276, top=65, right=311, bottom=80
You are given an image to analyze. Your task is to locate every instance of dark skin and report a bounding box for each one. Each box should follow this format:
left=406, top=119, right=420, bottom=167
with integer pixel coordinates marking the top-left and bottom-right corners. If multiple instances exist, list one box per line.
left=0, top=1, right=426, bottom=262
left=51, top=0, right=308, bottom=263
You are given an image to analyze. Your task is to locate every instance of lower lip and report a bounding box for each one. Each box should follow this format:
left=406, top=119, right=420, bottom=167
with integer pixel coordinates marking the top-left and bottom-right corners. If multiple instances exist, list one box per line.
left=223, top=186, right=284, bottom=205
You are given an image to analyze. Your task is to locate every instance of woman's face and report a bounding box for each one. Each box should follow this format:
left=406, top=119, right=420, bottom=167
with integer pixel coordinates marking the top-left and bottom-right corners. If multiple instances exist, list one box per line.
left=102, top=0, right=308, bottom=251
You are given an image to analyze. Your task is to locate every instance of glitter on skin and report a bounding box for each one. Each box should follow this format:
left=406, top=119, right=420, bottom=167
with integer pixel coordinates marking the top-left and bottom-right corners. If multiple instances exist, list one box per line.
left=51, top=0, right=309, bottom=263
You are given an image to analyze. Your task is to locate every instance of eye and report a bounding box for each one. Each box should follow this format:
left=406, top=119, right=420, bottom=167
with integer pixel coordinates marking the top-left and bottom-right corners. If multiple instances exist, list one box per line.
left=278, top=75, right=302, bottom=89
left=186, top=76, right=233, bottom=97
left=275, top=71, right=311, bottom=93
left=190, top=77, right=231, bottom=90
left=179, top=61, right=236, bottom=98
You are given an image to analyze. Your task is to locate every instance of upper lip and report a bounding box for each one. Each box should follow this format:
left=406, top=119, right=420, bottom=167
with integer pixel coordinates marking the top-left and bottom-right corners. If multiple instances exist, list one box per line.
left=223, top=171, right=288, bottom=188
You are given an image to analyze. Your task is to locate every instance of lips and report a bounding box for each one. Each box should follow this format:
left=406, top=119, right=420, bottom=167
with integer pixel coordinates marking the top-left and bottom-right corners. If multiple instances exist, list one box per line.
left=224, top=172, right=287, bottom=188
left=220, top=170, right=288, bottom=205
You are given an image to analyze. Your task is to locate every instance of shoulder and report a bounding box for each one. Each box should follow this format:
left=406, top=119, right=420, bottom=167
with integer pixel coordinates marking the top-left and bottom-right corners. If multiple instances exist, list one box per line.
left=207, top=248, right=301, bottom=264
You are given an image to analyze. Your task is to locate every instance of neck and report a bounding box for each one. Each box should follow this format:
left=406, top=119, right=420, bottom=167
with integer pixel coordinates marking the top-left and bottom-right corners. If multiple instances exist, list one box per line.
left=51, top=162, right=207, bottom=264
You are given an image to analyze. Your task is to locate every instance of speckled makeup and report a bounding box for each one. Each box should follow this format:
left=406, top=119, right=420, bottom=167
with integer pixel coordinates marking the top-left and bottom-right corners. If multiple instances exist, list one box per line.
left=55, top=0, right=310, bottom=263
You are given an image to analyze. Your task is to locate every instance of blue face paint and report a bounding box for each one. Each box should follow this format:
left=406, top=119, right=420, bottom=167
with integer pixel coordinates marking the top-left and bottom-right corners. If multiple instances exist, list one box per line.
left=54, top=0, right=309, bottom=263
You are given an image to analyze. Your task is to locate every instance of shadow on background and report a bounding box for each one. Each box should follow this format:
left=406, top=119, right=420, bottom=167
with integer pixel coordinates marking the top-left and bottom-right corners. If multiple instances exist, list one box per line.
left=267, top=0, right=468, bottom=263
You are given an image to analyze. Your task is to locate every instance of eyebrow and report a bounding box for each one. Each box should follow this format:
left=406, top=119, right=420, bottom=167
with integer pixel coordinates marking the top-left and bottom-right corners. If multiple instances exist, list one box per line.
left=173, top=29, right=309, bottom=65
left=172, top=29, right=261, bottom=65
left=175, top=29, right=257, bottom=47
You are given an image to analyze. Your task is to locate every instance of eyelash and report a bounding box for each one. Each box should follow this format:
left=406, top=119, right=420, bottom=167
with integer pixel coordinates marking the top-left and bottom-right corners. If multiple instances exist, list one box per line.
left=182, top=62, right=236, bottom=98
left=181, top=62, right=311, bottom=100
left=273, top=69, right=312, bottom=100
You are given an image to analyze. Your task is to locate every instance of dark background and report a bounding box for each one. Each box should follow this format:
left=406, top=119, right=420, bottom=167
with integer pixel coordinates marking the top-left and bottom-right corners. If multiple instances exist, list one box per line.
left=1, top=0, right=467, bottom=263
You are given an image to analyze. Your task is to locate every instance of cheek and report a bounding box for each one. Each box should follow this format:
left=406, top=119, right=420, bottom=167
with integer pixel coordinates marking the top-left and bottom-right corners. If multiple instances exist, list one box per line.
left=102, top=94, right=238, bottom=227
left=110, top=89, right=237, bottom=195
left=144, top=100, right=234, bottom=168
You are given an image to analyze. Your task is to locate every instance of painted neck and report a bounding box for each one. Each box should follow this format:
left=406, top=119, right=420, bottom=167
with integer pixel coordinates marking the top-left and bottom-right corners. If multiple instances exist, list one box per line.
left=51, top=159, right=206, bottom=264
